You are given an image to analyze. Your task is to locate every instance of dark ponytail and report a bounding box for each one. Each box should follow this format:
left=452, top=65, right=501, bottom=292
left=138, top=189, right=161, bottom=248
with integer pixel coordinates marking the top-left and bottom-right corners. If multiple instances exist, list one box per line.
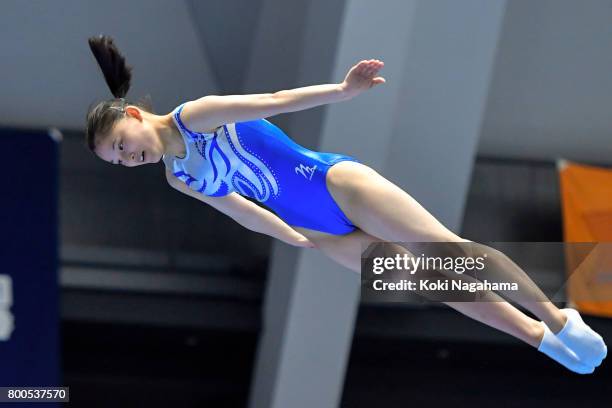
left=88, top=35, right=132, bottom=98
left=85, top=35, right=150, bottom=153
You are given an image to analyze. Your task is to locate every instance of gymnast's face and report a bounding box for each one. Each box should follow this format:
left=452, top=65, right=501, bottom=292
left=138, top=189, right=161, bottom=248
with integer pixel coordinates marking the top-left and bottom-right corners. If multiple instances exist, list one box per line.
left=95, top=106, right=162, bottom=167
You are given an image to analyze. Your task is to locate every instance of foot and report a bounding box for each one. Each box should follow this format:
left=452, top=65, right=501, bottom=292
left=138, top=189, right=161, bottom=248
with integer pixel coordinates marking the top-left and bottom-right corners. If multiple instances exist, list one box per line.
left=553, top=308, right=607, bottom=367
left=537, top=322, right=594, bottom=374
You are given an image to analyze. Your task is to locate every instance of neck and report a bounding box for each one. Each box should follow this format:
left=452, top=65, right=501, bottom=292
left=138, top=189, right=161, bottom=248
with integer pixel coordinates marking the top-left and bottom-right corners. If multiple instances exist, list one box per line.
left=145, top=111, right=185, bottom=158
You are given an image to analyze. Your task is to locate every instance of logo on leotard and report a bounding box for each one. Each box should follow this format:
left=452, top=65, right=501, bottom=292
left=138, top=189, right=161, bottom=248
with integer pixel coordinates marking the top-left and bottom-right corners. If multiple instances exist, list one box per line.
left=295, top=163, right=317, bottom=180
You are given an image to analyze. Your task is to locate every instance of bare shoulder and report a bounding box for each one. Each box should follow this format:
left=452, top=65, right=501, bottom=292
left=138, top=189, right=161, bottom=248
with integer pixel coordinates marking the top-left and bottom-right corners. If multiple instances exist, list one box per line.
left=178, top=99, right=220, bottom=134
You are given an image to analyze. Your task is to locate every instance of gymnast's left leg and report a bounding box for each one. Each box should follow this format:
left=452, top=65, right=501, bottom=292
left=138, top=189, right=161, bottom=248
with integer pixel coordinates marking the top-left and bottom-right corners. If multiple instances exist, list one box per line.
left=322, top=161, right=606, bottom=369
left=295, top=226, right=593, bottom=373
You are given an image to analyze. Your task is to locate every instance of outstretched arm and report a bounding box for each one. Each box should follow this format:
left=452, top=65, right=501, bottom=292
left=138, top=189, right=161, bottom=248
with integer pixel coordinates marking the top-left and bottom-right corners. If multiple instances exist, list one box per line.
left=179, top=59, right=385, bottom=131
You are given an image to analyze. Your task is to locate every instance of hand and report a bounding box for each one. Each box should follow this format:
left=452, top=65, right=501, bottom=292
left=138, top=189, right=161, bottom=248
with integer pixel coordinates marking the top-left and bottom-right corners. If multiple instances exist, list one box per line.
left=340, top=59, right=386, bottom=99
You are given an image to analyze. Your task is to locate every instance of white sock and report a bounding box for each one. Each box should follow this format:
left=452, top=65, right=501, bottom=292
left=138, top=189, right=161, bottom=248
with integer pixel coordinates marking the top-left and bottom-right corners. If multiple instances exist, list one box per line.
left=537, top=322, right=594, bottom=374
left=554, top=308, right=607, bottom=367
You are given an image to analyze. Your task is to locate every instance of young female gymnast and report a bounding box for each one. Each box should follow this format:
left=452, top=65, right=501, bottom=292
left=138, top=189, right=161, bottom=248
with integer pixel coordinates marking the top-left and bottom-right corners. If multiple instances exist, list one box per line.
left=86, top=35, right=606, bottom=374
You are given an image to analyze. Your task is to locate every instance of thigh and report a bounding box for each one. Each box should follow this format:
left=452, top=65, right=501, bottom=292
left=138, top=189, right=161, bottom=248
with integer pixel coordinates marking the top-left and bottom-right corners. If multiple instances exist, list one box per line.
left=293, top=226, right=382, bottom=273
left=326, top=161, right=463, bottom=243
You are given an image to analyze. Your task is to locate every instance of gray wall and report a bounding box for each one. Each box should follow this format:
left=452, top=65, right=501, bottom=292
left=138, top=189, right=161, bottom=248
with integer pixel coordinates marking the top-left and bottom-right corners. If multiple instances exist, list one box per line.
left=480, top=0, right=612, bottom=164
left=0, top=0, right=220, bottom=130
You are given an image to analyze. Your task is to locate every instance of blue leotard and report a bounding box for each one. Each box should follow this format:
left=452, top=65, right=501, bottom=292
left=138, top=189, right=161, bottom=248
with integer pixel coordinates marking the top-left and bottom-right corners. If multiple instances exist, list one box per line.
left=162, top=102, right=361, bottom=235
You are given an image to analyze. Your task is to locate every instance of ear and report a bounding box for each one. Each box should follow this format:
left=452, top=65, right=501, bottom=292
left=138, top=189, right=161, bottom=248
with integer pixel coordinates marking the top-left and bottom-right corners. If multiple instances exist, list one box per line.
left=125, top=106, right=143, bottom=121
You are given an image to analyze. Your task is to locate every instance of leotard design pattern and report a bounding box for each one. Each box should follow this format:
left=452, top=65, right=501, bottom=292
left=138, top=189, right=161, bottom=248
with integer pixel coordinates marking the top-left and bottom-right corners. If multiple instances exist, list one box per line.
left=162, top=103, right=361, bottom=235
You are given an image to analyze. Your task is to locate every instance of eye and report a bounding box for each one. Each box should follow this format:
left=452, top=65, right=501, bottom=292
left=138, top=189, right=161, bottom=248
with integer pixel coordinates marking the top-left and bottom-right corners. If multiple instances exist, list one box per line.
left=116, top=140, right=125, bottom=165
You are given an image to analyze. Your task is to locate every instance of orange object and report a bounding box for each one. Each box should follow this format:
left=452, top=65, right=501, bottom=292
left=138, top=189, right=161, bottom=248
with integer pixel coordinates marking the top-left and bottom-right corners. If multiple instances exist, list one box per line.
left=558, top=159, right=612, bottom=317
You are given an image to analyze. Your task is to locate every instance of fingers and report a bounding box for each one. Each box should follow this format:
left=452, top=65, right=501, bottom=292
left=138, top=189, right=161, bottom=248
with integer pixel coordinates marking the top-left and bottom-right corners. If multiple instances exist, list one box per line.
left=356, top=59, right=384, bottom=78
